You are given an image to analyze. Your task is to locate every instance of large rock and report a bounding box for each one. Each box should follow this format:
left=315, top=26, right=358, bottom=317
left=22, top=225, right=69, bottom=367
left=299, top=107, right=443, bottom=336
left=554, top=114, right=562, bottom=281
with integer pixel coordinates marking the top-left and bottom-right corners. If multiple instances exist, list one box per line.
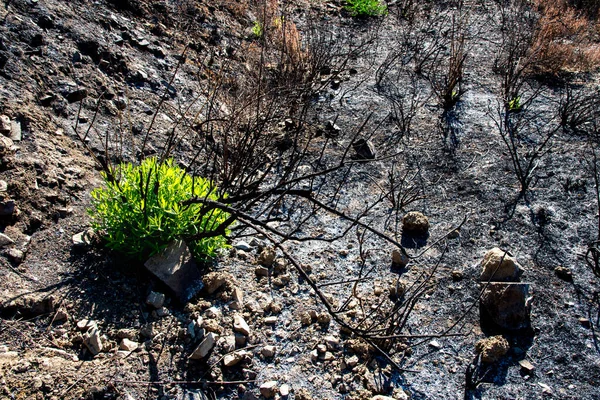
left=84, top=326, right=103, bottom=355
left=475, top=335, right=509, bottom=363
left=144, top=241, right=203, bottom=302
left=480, top=248, right=523, bottom=282
left=480, top=282, right=531, bottom=330
left=402, top=211, right=430, bottom=235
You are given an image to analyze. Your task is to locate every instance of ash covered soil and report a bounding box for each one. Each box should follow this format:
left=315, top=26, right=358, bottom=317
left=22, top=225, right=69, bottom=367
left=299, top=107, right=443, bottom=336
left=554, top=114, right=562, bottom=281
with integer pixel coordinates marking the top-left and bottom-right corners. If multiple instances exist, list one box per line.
left=1, top=0, right=600, bottom=399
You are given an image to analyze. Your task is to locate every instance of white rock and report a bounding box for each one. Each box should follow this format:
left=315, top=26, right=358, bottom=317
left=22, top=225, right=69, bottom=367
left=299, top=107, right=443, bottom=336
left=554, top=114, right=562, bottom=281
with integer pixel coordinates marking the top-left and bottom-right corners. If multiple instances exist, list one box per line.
left=233, top=314, right=250, bottom=336
left=190, top=332, right=217, bottom=359
left=119, top=338, right=139, bottom=352
left=264, top=316, right=277, bottom=325
left=280, top=384, right=290, bottom=397
left=234, top=241, right=251, bottom=251
left=223, top=351, right=244, bottom=367
left=0, top=233, right=14, bottom=247
left=84, top=327, right=103, bottom=355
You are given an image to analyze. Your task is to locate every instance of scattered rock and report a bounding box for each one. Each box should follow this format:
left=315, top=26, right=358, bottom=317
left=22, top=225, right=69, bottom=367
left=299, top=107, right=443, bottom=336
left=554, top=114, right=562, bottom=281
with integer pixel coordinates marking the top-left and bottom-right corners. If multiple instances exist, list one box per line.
left=475, top=335, right=509, bottom=363
left=146, top=291, right=165, bottom=309
left=519, top=359, right=535, bottom=374
left=190, top=332, right=217, bottom=360
left=203, top=271, right=233, bottom=294
left=233, top=314, right=251, bottom=336
left=479, top=248, right=523, bottom=282
left=260, top=381, right=278, bottom=399
left=429, top=340, right=442, bottom=349
left=352, top=138, right=376, bottom=159
left=230, top=287, right=244, bottom=310
left=255, top=266, right=269, bottom=277
left=554, top=266, right=573, bottom=282
left=234, top=241, right=251, bottom=251
left=262, top=345, right=276, bottom=358
left=264, top=316, right=278, bottom=325
left=119, top=338, right=139, bottom=352
left=480, top=282, right=532, bottom=330
left=223, top=351, right=244, bottom=367
left=5, top=248, right=24, bottom=264
left=391, top=249, right=409, bottom=269
left=77, top=319, right=97, bottom=332
left=0, top=233, right=14, bottom=247
left=402, top=211, right=430, bottom=235
left=257, top=247, right=276, bottom=267
left=72, top=229, right=95, bottom=247
left=300, top=311, right=312, bottom=326
left=84, top=327, right=103, bottom=355
left=280, top=383, right=290, bottom=397
left=451, top=270, right=464, bottom=281
left=144, top=240, right=204, bottom=302
left=578, top=317, right=591, bottom=328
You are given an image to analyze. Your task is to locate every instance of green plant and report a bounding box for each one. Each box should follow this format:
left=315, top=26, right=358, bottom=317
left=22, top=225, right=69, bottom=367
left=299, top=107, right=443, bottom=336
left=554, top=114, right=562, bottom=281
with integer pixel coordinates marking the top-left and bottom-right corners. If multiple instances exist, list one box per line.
left=345, top=0, right=387, bottom=17
left=508, top=96, right=522, bottom=112
left=252, top=20, right=264, bottom=37
left=89, top=157, right=231, bottom=261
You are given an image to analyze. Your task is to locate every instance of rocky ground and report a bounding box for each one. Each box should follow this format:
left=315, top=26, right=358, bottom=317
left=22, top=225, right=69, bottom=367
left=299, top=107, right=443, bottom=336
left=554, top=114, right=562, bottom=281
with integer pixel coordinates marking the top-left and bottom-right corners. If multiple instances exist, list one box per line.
left=1, top=0, right=600, bottom=399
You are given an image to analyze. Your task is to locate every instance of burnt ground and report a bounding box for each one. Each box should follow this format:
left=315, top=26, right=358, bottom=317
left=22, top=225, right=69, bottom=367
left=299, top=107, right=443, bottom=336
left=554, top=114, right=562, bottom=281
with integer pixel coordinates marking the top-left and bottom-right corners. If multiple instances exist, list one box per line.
left=1, top=0, right=600, bottom=399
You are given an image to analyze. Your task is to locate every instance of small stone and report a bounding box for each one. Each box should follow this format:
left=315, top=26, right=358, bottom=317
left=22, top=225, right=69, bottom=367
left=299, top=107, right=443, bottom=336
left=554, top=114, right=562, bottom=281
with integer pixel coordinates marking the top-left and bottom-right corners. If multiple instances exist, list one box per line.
left=9, top=121, right=21, bottom=142
left=475, top=335, right=509, bottom=363
left=317, top=313, right=331, bottom=325
left=234, top=241, right=251, bottom=251
left=579, top=317, right=591, bottom=328
left=233, top=315, right=251, bottom=336
left=5, top=248, right=24, bottom=264
left=538, top=382, right=552, bottom=395
left=451, top=270, right=464, bottom=281
left=230, top=287, right=244, bottom=310
left=518, top=359, right=535, bottom=373
left=0, top=200, right=16, bottom=216
left=77, top=319, right=96, bottom=332
left=346, top=355, right=359, bottom=368
left=255, top=266, right=269, bottom=277
left=119, top=338, right=139, bottom=352
left=0, top=137, right=14, bottom=153
left=554, top=266, right=573, bottom=281
left=391, top=249, right=409, bottom=269
left=429, top=340, right=442, bottom=349
left=257, top=247, right=276, bottom=267
left=310, top=349, right=319, bottom=361
left=146, top=291, right=165, bottom=309
left=262, top=345, right=276, bottom=358
left=324, top=335, right=340, bottom=350
left=203, top=271, right=233, bottom=294
left=260, top=381, right=278, bottom=398
left=300, top=312, right=312, bottom=326
left=264, top=316, right=278, bottom=325
left=72, top=229, right=94, bottom=247
left=235, top=333, right=246, bottom=347
left=280, top=383, right=290, bottom=397
left=402, top=211, right=430, bottom=235
left=190, top=332, right=217, bottom=359
left=155, top=307, right=169, bottom=317
left=317, top=344, right=327, bottom=354
left=0, top=180, right=7, bottom=192
left=352, top=138, right=376, bottom=159
left=223, top=351, right=244, bottom=367
left=54, top=308, right=69, bottom=322
left=480, top=248, right=523, bottom=282
left=0, top=233, right=14, bottom=247
left=84, top=327, right=103, bottom=355
left=0, top=115, right=10, bottom=135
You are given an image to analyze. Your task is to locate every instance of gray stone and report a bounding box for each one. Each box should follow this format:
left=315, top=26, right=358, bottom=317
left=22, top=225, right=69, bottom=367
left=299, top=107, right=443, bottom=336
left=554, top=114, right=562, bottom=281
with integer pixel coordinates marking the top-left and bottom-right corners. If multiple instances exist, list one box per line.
left=262, top=345, right=276, bottom=358
left=234, top=241, right=251, bottom=251
left=72, top=228, right=95, bottom=247
left=230, top=287, right=244, bottom=310
left=9, top=120, right=21, bottom=142
left=0, top=180, right=7, bottom=193
left=5, top=248, right=23, bottom=264
left=190, top=332, right=217, bottom=359
left=146, top=291, right=165, bottom=309
left=280, top=384, right=290, bottom=397
left=391, top=249, right=409, bottom=269
left=144, top=241, right=204, bottom=302
left=223, top=351, right=244, bottom=367
left=480, top=282, right=531, bottom=330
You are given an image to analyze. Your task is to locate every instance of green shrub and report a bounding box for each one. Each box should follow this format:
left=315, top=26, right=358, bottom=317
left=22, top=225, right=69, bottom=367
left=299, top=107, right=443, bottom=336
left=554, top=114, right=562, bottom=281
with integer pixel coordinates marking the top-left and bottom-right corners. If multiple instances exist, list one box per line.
left=252, top=20, right=263, bottom=37
left=89, top=157, right=230, bottom=261
left=345, top=0, right=387, bottom=17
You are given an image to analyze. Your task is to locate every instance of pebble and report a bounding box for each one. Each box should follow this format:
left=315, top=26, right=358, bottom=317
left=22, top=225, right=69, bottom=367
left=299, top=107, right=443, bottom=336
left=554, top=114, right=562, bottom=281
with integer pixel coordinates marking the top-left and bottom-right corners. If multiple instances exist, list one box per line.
left=264, top=316, right=278, bottom=325
left=0, top=233, right=14, bottom=247
left=280, top=384, right=290, bottom=397
left=518, top=359, right=535, bottom=373
left=190, top=332, right=217, bottom=359
left=429, top=340, right=442, bottom=349
left=119, top=338, right=139, bottom=352
left=262, top=345, right=276, bottom=358
left=5, top=248, right=24, bottom=264
left=234, top=241, right=252, bottom=251
left=146, top=291, right=165, bottom=309
left=84, top=327, right=103, bottom=355
left=233, top=314, right=251, bottom=336
left=223, top=351, right=244, bottom=367
left=260, top=381, right=278, bottom=398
